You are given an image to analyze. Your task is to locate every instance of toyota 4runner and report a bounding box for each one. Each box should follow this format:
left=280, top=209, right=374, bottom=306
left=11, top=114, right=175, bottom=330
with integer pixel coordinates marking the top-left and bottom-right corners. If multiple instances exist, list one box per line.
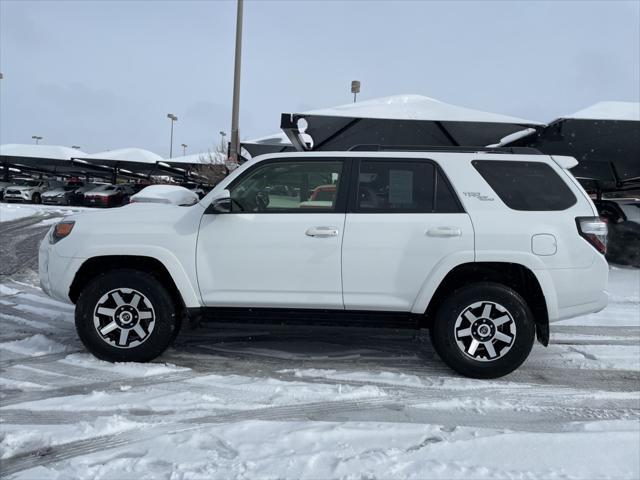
left=39, top=148, right=609, bottom=378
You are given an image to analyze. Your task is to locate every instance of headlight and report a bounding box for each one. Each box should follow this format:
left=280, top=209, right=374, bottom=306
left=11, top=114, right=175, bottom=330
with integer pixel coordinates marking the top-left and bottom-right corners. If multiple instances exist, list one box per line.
left=50, top=221, right=75, bottom=244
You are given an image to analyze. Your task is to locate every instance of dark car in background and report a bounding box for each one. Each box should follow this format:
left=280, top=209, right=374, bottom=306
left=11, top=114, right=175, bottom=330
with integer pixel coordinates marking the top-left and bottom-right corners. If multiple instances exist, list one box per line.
left=83, top=184, right=134, bottom=208
left=595, top=198, right=640, bottom=267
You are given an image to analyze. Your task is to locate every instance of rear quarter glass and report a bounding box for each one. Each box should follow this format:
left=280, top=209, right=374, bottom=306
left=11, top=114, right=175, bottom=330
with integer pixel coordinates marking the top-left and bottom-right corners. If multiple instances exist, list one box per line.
left=472, top=160, right=577, bottom=211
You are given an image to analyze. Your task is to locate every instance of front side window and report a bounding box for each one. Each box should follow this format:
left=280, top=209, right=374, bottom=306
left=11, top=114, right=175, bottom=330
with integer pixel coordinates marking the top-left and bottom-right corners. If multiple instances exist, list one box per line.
left=230, top=160, right=343, bottom=212
left=473, top=160, right=577, bottom=211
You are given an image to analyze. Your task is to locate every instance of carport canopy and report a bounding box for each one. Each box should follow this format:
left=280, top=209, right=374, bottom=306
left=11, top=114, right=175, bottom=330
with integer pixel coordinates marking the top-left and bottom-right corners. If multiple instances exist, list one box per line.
left=502, top=101, right=640, bottom=191
left=280, top=94, right=543, bottom=152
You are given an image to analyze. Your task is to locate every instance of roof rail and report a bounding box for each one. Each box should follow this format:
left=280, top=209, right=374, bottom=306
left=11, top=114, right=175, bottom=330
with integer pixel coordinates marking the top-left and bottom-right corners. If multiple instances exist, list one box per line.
left=347, top=144, right=543, bottom=155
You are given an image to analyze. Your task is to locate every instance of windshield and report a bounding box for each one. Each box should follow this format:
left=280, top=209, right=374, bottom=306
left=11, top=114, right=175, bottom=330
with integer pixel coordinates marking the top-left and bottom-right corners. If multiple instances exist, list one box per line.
left=14, top=179, right=40, bottom=187
left=89, top=184, right=115, bottom=192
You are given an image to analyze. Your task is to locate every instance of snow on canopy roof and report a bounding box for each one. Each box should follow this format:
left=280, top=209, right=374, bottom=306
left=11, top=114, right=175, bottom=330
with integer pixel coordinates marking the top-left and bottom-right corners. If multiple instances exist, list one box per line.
left=303, top=94, right=542, bottom=125
left=245, top=132, right=291, bottom=145
left=562, top=102, right=640, bottom=121
left=78, top=148, right=163, bottom=163
left=162, top=151, right=225, bottom=165
left=0, top=144, right=88, bottom=160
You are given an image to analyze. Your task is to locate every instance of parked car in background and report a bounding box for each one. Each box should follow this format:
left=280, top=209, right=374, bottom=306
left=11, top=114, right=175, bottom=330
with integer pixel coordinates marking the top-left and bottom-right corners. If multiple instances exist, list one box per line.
left=595, top=197, right=640, bottom=267
left=42, top=181, right=85, bottom=206
left=83, top=184, right=134, bottom=208
left=68, top=183, right=103, bottom=206
left=3, top=178, right=63, bottom=203
left=0, top=180, right=13, bottom=201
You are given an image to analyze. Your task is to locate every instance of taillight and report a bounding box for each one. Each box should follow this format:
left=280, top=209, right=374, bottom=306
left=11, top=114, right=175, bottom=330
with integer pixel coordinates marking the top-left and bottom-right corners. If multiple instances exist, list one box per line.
left=576, top=217, right=607, bottom=254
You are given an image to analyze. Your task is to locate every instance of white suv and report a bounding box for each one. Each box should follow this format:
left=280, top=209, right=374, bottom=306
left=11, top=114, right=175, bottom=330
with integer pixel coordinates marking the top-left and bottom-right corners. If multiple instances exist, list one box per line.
left=39, top=149, right=609, bottom=378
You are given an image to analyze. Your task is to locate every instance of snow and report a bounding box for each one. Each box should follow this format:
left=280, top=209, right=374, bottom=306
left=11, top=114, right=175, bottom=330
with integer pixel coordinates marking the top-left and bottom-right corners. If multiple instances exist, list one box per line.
left=0, top=203, right=90, bottom=223
left=75, top=148, right=163, bottom=163
left=303, top=94, right=542, bottom=124
left=161, top=150, right=225, bottom=164
left=130, top=185, right=199, bottom=206
left=0, top=223, right=638, bottom=480
left=487, top=127, right=538, bottom=147
left=564, top=101, right=640, bottom=121
left=0, top=144, right=88, bottom=160
left=245, top=132, right=292, bottom=145
left=0, top=334, right=67, bottom=357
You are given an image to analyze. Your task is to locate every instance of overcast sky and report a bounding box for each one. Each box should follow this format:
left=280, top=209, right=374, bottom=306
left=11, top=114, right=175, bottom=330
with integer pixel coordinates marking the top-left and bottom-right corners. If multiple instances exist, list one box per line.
left=1, top=0, right=638, bottom=156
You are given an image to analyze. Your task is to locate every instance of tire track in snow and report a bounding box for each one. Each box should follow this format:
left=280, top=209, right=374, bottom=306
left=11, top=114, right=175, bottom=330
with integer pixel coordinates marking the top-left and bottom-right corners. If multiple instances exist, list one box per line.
left=0, top=397, right=393, bottom=476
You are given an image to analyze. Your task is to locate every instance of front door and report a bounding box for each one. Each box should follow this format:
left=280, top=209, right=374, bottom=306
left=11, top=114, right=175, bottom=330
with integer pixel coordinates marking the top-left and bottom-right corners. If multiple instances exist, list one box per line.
left=342, top=158, right=474, bottom=311
left=197, top=158, right=348, bottom=309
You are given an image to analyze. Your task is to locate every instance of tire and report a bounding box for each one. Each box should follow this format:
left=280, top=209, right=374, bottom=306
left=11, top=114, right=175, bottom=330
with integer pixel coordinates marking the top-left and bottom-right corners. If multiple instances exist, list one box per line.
left=429, top=282, right=535, bottom=379
left=75, top=269, right=180, bottom=362
left=32, top=193, right=41, bottom=204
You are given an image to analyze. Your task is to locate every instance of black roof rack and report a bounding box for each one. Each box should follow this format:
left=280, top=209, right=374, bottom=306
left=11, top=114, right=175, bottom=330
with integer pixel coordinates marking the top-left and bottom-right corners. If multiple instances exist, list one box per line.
left=347, top=144, right=543, bottom=155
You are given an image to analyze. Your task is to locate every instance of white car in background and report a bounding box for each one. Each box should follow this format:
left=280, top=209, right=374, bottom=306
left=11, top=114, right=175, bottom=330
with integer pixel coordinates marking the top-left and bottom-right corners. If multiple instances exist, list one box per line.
left=39, top=149, right=609, bottom=378
left=0, top=180, right=13, bottom=201
left=3, top=178, right=63, bottom=203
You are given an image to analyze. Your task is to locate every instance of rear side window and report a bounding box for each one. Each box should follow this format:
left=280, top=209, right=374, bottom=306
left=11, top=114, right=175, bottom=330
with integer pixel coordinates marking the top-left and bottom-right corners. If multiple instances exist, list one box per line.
left=355, top=160, right=464, bottom=213
left=472, top=160, right=577, bottom=211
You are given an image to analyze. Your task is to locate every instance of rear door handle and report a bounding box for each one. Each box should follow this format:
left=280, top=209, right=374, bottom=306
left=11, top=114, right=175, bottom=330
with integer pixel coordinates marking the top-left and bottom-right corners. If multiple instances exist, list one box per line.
left=427, top=226, right=462, bottom=238
left=306, top=226, right=339, bottom=238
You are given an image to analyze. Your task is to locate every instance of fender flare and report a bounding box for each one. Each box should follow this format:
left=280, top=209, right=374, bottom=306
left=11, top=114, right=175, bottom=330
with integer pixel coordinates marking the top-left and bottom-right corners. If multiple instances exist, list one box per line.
left=411, top=251, right=559, bottom=322
left=72, top=246, right=201, bottom=308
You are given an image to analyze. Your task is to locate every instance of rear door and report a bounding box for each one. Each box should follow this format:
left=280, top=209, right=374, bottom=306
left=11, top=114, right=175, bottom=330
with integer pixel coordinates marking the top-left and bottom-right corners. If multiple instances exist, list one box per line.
left=342, top=158, right=474, bottom=311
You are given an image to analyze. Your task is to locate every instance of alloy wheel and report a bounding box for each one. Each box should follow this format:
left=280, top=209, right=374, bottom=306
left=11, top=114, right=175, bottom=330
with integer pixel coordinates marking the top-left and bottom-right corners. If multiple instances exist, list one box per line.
left=93, top=288, right=156, bottom=349
left=453, top=301, right=516, bottom=362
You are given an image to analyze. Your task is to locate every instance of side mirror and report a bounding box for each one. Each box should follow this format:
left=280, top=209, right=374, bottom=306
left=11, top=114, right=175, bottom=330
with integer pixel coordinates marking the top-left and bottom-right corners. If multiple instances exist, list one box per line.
left=207, top=194, right=232, bottom=214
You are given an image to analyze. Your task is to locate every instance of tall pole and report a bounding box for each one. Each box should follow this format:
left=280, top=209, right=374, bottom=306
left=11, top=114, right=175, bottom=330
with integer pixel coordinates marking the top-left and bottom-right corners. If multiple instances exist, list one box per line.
left=170, top=121, right=174, bottom=158
left=167, top=113, right=178, bottom=158
left=229, top=0, right=243, bottom=166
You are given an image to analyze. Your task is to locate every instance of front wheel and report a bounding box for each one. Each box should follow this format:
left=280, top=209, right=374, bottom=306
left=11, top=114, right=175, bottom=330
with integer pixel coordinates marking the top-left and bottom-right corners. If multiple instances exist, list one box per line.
left=430, top=282, right=535, bottom=379
left=75, top=269, right=180, bottom=362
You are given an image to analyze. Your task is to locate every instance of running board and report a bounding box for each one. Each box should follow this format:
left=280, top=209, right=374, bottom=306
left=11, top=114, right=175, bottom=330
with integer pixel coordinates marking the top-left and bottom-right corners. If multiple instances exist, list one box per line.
left=187, top=307, right=422, bottom=330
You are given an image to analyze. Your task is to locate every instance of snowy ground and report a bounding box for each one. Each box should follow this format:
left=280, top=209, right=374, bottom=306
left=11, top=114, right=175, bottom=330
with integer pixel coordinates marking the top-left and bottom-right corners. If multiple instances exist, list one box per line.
left=0, top=207, right=639, bottom=479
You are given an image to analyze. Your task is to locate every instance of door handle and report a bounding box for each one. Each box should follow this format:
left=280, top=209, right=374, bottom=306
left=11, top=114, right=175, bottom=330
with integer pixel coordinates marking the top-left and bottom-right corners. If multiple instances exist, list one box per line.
left=427, top=226, right=462, bottom=238
left=306, top=226, right=339, bottom=238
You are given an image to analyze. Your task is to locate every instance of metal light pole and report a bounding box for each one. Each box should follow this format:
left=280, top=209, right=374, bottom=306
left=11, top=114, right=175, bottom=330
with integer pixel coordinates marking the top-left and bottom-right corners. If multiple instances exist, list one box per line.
left=229, top=0, right=243, bottom=168
left=351, top=80, right=361, bottom=103
left=181, top=143, right=188, bottom=156
left=219, top=131, right=227, bottom=152
left=167, top=113, right=178, bottom=158
left=32, top=135, right=43, bottom=144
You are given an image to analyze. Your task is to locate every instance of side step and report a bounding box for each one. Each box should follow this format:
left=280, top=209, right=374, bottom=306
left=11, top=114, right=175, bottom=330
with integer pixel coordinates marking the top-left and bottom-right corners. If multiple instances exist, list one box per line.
left=187, top=307, right=422, bottom=330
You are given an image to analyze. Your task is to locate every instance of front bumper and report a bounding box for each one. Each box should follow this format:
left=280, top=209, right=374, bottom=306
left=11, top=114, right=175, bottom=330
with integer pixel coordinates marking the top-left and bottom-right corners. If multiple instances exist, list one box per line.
left=42, top=196, right=68, bottom=205
left=39, top=237, right=83, bottom=304
left=3, top=192, right=33, bottom=202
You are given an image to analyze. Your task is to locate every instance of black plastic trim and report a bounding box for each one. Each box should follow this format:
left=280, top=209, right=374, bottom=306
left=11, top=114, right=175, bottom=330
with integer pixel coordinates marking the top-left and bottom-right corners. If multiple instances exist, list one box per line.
left=187, top=307, right=422, bottom=329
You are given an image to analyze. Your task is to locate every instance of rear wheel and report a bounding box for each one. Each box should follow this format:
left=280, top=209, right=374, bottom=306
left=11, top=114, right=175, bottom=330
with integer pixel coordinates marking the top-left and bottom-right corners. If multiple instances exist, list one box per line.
left=32, top=193, right=41, bottom=204
left=430, top=282, right=535, bottom=379
left=75, top=269, right=180, bottom=362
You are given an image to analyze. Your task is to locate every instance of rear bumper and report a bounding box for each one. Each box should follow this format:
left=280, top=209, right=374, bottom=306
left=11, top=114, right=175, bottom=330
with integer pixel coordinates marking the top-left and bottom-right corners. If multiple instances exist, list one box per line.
left=545, top=255, right=609, bottom=323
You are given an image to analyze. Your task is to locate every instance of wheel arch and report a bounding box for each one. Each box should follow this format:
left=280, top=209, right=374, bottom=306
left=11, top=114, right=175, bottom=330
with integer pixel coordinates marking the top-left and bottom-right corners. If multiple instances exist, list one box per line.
left=69, top=255, right=196, bottom=313
left=422, top=262, right=551, bottom=346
